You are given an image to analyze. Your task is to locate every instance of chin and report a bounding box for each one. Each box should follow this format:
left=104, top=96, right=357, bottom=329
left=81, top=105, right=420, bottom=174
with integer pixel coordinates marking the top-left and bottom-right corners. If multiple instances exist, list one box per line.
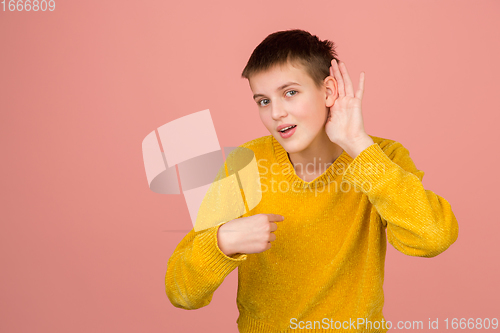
left=277, top=137, right=307, bottom=154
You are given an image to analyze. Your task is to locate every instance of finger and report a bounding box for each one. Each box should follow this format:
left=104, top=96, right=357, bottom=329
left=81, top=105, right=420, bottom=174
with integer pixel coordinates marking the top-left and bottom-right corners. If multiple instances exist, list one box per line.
left=339, top=62, right=354, bottom=97
left=331, top=59, right=345, bottom=98
left=355, top=72, right=365, bottom=100
left=268, top=233, right=276, bottom=242
left=269, top=222, right=278, bottom=232
left=266, top=214, right=285, bottom=222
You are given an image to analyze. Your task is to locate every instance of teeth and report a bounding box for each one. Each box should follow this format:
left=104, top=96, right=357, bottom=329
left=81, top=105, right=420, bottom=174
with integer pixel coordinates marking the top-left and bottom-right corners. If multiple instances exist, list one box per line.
left=279, top=125, right=295, bottom=132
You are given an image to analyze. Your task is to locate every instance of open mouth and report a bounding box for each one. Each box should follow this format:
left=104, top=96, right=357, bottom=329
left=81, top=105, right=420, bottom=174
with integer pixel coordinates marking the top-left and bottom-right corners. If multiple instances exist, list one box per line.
left=279, top=125, right=296, bottom=133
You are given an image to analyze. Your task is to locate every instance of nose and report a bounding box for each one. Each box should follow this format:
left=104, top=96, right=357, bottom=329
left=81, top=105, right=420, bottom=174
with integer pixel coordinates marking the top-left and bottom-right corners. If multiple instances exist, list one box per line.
left=271, top=99, right=288, bottom=120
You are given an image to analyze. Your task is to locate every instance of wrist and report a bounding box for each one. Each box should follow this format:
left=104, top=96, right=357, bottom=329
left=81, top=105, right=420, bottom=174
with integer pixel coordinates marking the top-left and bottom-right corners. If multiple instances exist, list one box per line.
left=217, top=227, right=236, bottom=257
left=344, top=134, right=374, bottom=158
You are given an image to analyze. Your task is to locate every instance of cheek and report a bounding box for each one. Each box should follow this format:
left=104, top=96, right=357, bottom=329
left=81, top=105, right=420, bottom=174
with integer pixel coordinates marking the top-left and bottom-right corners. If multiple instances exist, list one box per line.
left=259, top=112, right=273, bottom=130
left=300, top=104, right=327, bottom=132
left=308, top=96, right=328, bottom=121
left=296, top=99, right=323, bottom=124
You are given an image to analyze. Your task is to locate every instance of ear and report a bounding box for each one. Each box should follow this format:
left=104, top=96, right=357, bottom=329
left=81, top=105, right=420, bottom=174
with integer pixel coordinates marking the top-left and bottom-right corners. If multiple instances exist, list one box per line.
left=324, top=76, right=338, bottom=108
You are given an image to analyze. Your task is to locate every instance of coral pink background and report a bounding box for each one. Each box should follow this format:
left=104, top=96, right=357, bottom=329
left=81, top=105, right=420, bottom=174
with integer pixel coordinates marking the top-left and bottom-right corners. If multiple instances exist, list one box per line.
left=1, top=1, right=499, bottom=332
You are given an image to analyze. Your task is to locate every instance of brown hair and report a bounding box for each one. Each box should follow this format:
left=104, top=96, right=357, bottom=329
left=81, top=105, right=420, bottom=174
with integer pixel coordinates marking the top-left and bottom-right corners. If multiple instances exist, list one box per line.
left=241, top=29, right=341, bottom=89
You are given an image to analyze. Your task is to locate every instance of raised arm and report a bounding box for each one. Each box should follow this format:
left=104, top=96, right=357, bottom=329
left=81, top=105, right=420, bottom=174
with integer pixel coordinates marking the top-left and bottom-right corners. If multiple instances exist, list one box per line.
left=324, top=59, right=458, bottom=257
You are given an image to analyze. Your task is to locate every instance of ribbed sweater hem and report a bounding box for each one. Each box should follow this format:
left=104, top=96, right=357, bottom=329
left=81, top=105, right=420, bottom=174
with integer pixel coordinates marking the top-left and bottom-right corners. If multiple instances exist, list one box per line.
left=237, top=314, right=389, bottom=333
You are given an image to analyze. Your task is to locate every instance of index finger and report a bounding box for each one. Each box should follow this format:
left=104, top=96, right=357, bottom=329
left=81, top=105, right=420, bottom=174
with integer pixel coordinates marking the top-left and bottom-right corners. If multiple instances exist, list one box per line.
left=331, top=59, right=345, bottom=98
left=265, top=214, right=285, bottom=222
left=339, top=61, right=354, bottom=97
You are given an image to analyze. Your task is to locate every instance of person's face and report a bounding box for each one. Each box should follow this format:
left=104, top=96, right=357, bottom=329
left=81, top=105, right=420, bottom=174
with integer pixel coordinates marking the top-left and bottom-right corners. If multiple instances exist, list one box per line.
left=248, top=61, right=337, bottom=154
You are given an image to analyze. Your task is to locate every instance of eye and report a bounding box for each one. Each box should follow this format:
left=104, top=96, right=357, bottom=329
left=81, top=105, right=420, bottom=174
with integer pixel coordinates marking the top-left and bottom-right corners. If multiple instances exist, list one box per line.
left=285, top=90, right=298, bottom=97
left=258, top=99, right=270, bottom=107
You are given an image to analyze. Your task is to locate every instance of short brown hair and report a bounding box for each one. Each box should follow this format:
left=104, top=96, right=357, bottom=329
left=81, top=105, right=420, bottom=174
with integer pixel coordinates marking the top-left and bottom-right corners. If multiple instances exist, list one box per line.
left=241, top=29, right=341, bottom=89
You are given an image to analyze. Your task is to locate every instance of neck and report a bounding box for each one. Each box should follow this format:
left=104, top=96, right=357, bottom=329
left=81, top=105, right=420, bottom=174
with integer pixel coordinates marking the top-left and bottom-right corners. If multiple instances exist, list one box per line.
left=287, top=131, right=344, bottom=179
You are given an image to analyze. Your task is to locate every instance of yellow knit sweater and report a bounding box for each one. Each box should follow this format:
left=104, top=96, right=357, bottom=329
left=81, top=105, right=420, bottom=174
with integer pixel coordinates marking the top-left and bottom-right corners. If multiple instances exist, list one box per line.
left=165, top=134, right=459, bottom=333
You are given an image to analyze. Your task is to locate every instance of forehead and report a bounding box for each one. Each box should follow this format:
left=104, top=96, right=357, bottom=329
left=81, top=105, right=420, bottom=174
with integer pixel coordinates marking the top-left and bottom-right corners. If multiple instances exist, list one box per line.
left=248, top=61, right=313, bottom=93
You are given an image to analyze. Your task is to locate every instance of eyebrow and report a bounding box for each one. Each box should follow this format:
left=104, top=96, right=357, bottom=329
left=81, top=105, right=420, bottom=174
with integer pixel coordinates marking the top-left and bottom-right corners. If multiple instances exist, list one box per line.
left=252, top=82, right=300, bottom=100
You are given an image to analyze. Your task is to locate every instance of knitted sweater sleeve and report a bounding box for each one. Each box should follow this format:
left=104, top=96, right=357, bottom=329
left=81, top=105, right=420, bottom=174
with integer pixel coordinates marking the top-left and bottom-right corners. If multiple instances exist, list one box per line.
left=165, top=158, right=248, bottom=309
left=342, top=141, right=459, bottom=257
left=165, top=224, right=247, bottom=309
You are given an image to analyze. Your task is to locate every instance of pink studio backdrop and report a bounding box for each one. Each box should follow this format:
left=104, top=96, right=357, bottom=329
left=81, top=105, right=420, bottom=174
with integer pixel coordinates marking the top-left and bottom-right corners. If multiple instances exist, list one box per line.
left=1, top=1, right=499, bottom=332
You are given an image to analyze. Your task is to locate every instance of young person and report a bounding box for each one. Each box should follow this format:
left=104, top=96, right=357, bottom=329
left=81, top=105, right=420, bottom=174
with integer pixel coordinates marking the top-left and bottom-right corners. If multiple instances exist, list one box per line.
left=165, top=29, right=459, bottom=332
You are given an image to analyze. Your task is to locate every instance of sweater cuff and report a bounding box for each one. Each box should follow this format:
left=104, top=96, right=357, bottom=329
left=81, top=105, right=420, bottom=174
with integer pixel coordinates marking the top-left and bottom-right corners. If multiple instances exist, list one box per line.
left=342, top=143, right=396, bottom=193
left=195, top=223, right=247, bottom=276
